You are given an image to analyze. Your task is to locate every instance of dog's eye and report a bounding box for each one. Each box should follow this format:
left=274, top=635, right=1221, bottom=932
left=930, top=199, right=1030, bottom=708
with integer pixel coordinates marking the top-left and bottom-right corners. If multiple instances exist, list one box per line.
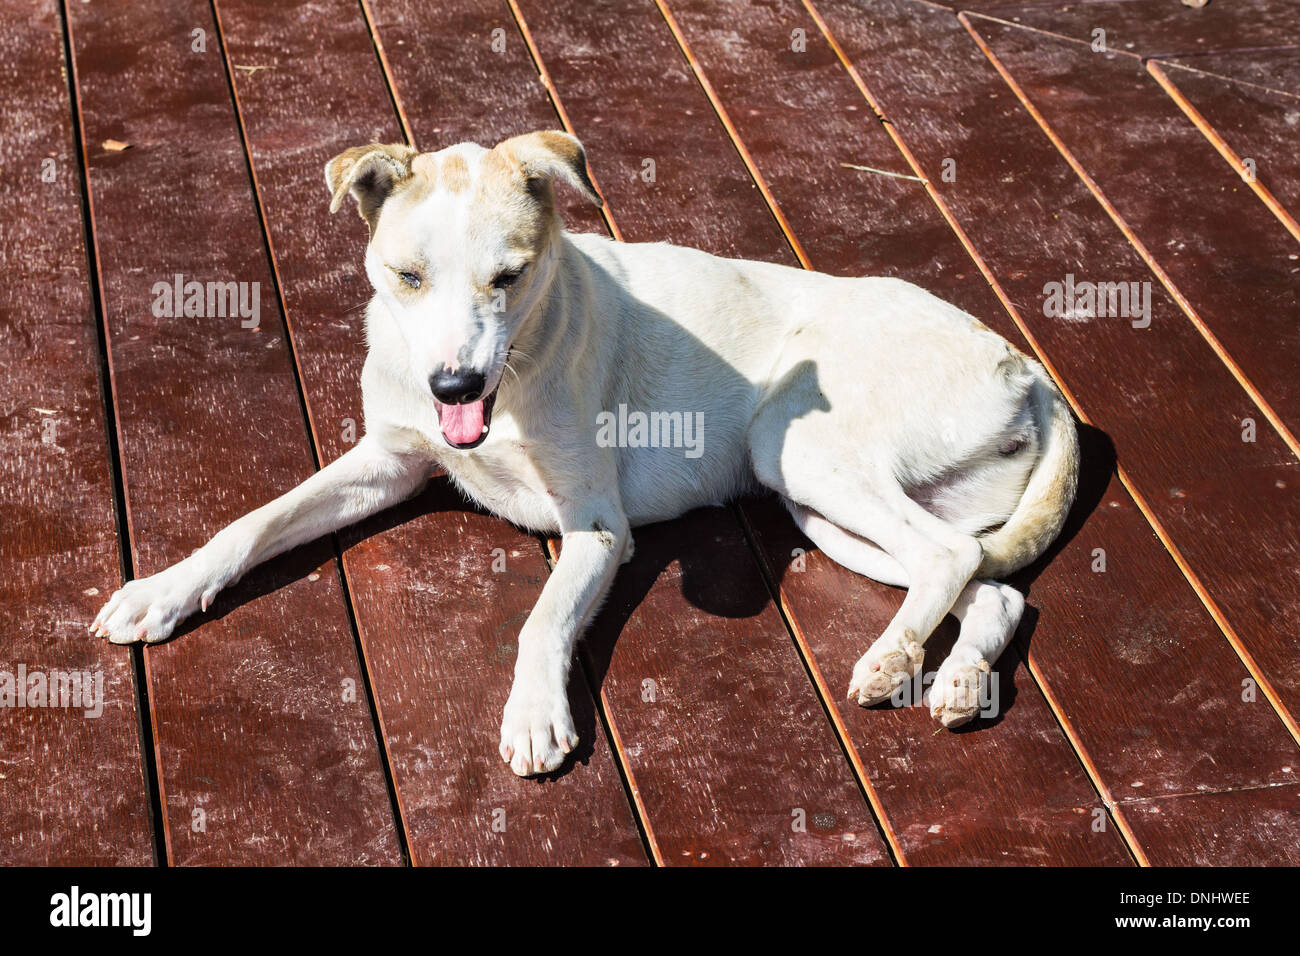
left=397, top=270, right=421, bottom=289
left=492, top=267, right=525, bottom=289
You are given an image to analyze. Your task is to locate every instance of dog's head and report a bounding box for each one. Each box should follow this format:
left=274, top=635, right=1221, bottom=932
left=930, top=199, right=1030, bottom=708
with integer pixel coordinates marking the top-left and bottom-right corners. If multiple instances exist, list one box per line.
left=325, top=131, right=601, bottom=449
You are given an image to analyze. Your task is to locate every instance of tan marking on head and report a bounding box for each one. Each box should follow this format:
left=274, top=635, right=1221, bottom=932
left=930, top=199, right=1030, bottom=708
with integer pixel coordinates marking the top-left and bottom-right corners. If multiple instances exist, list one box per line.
left=411, top=152, right=439, bottom=191
left=440, top=153, right=471, bottom=193
left=472, top=147, right=556, bottom=256
left=479, top=147, right=531, bottom=204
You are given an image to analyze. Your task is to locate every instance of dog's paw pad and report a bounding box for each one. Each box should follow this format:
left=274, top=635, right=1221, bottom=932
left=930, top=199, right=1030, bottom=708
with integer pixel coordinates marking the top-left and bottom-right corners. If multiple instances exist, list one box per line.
left=848, top=631, right=925, bottom=707
left=929, top=657, right=991, bottom=729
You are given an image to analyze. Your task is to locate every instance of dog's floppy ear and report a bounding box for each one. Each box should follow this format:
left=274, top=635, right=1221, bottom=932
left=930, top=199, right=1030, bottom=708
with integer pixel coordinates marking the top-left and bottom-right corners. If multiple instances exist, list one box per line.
left=493, top=130, right=602, bottom=207
left=325, top=143, right=417, bottom=228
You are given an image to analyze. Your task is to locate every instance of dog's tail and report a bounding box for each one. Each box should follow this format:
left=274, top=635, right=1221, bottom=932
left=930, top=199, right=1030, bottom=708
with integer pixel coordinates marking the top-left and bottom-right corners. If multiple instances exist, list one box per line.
left=976, top=365, right=1080, bottom=579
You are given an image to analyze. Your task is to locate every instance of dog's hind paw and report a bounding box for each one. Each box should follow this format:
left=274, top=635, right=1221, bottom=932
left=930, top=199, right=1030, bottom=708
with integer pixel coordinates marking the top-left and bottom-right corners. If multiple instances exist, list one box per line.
left=848, top=630, right=925, bottom=707
left=499, top=685, right=578, bottom=777
left=929, top=656, right=992, bottom=729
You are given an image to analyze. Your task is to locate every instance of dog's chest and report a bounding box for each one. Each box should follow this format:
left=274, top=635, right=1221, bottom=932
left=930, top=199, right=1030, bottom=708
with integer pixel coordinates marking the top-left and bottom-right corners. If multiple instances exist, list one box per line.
left=440, top=435, right=562, bottom=534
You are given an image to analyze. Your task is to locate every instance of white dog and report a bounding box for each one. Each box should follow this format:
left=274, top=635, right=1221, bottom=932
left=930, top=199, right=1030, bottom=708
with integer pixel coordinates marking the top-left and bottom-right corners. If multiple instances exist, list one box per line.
left=92, top=131, right=1079, bottom=777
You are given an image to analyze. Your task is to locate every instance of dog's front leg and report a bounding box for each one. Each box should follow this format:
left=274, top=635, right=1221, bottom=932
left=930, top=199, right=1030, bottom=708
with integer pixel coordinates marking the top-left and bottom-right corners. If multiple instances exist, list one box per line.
left=500, top=507, right=629, bottom=777
left=91, top=434, right=432, bottom=644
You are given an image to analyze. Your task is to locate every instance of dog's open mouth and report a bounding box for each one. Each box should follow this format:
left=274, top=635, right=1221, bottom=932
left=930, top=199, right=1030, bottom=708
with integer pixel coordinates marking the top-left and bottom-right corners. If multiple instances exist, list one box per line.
left=435, top=387, right=498, bottom=450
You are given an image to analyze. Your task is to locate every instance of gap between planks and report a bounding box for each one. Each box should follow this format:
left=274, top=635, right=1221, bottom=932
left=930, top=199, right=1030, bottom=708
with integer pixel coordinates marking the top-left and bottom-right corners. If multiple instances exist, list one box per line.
left=57, top=0, right=168, bottom=867
left=503, top=0, right=625, bottom=241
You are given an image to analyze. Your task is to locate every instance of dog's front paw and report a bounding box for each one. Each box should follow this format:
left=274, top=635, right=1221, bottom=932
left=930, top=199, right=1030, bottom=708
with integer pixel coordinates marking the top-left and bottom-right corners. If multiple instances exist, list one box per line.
left=929, top=654, right=992, bottom=729
left=90, top=559, right=212, bottom=645
left=499, top=684, right=578, bottom=777
left=848, top=628, right=925, bottom=706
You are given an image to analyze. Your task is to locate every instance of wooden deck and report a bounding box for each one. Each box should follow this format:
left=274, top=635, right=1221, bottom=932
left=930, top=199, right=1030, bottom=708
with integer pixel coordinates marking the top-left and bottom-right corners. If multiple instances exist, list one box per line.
left=3, top=0, right=1299, bottom=866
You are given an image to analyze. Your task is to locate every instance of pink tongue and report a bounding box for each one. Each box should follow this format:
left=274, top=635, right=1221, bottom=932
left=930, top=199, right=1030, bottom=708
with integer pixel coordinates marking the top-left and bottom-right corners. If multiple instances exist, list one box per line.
left=440, top=399, right=486, bottom=445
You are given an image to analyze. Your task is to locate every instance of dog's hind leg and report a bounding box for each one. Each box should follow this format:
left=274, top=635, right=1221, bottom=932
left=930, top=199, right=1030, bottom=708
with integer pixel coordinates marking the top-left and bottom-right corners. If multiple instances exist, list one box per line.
left=754, top=445, right=982, bottom=706
left=784, top=498, right=1022, bottom=726
left=782, top=498, right=907, bottom=587
left=929, top=580, right=1023, bottom=727
left=747, top=364, right=983, bottom=705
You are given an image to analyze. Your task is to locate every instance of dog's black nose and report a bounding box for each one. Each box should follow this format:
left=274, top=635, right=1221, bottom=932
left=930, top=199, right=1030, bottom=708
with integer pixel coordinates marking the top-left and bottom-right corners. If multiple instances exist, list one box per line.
left=429, top=368, right=486, bottom=404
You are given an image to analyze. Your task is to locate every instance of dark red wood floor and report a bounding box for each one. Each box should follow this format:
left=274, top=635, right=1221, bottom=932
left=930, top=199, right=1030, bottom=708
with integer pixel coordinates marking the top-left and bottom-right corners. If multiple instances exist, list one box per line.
left=3, top=0, right=1297, bottom=866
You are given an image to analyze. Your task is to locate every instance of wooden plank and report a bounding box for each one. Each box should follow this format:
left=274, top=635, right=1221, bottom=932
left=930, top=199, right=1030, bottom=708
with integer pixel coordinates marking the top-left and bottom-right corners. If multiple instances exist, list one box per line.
left=1150, top=52, right=1300, bottom=240
left=806, top=0, right=1300, bottom=860
left=655, top=0, right=1131, bottom=865
left=968, top=19, right=1300, bottom=464
left=67, top=0, right=400, bottom=864
left=0, top=0, right=153, bottom=866
left=976, top=0, right=1300, bottom=57
left=370, top=0, right=888, bottom=863
left=1122, top=784, right=1300, bottom=866
left=509, top=0, right=795, bottom=264
left=213, top=0, right=646, bottom=866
